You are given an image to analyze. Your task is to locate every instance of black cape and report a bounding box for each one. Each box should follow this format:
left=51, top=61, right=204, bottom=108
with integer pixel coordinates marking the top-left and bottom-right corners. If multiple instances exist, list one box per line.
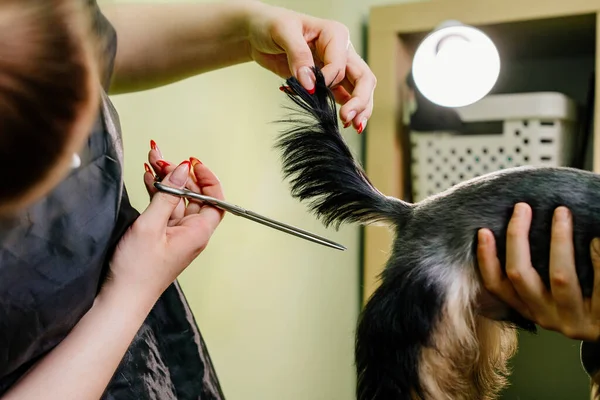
left=0, top=2, right=226, bottom=398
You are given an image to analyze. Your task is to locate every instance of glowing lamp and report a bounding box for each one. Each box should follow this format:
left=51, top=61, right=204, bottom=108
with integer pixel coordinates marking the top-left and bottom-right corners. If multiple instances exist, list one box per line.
left=412, top=20, right=501, bottom=108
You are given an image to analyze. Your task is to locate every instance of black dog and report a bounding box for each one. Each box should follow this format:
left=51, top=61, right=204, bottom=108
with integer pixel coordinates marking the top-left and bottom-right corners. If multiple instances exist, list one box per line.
left=275, top=67, right=600, bottom=399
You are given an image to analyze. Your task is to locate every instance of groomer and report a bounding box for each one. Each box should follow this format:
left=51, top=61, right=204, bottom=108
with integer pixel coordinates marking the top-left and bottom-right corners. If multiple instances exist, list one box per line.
left=0, top=1, right=375, bottom=398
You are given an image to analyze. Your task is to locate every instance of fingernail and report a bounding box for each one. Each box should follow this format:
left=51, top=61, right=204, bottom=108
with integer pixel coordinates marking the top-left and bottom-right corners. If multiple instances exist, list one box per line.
left=298, top=67, right=315, bottom=94
left=592, top=238, right=600, bottom=255
left=156, top=160, right=170, bottom=171
left=343, top=121, right=351, bottom=129
left=357, top=119, right=367, bottom=134
left=478, top=230, right=487, bottom=245
left=144, top=163, right=152, bottom=174
left=151, top=140, right=162, bottom=157
left=189, top=157, right=202, bottom=167
left=346, top=110, right=357, bottom=123
left=555, top=207, right=570, bottom=222
left=513, top=203, right=525, bottom=216
left=171, top=161, right=191, bottom=186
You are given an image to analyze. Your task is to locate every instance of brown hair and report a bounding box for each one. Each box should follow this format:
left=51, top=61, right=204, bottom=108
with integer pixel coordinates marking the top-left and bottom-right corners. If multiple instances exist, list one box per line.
left=0, top=0, right=98, bottom=211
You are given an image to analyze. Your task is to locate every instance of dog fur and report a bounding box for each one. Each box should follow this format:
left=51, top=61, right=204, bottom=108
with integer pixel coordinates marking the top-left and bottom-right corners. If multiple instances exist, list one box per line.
left=275, top=67, right=600, bottom=399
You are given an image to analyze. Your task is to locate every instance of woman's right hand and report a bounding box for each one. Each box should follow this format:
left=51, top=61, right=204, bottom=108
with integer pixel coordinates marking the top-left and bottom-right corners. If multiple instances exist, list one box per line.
left=105, top=157, right=225, bottom=303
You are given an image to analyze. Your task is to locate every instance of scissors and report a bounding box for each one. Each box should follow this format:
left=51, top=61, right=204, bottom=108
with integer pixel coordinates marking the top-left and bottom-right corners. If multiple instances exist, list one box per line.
left=154, top=182, right=346, bottom=251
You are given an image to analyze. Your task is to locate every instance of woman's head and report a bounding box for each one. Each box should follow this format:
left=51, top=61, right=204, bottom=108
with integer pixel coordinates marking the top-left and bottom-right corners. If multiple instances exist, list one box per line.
left=0, top=0, right=100, bottom=214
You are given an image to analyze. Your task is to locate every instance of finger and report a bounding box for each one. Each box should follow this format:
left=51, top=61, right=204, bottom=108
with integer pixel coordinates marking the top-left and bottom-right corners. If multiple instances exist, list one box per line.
left=331, top=85, right=353, bottom=108
left=338, top=50, right=376, bottom=131
left=590, top=238, right=600, bottom=317
left=149, top=140, right=165, bottom=176
left=141, top=161, right=191, bottom=228
left=183, top=157, right=205, bottom=215
left=149, top=155, right=173, bottom=180
left=143, top=163, right=157, bottom=199
left=477, top=228, right=533, bottom=319
left=505, top=203, right=552, bottom=313
left=272, top=21, right=316, bottom=92
left=183, top=160, right=225, bottom=232
left=150, top=139, right=163, bottom=158
left=549, top=207, right=584, bottom=322
left=313, top=23, right=350, bottom=88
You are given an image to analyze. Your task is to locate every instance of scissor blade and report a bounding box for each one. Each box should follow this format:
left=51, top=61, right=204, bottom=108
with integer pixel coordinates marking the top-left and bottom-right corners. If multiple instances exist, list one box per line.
left=241, top=210, right=346, bottom=251
left=153, top=182, right=346, bottom=251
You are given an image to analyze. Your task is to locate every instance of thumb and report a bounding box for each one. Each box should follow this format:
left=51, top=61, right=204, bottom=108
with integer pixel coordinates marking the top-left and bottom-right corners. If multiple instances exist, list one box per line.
left=142, top=160, right=191, bottom=226
left=276, top=26, right=315, bottom=92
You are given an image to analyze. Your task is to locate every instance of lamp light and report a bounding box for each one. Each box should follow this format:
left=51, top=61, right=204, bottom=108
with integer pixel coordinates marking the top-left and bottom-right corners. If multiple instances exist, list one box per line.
left=412, top=20, right=501, bottom=108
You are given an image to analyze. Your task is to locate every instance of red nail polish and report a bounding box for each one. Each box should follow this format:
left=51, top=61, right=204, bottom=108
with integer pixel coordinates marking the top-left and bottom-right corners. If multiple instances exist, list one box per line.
left=357, top=123, right=364, bottom=134
left=189, top=157, right=202, bottom=167
left=179, top=160, right=191, bottom=171
left=150, top=140, right=157, bottom=150
left=343, top=122, right=351, bottom=129
left=144, top=163, right=152, bottom=174
left=279, top=86, right=287, bottom=92
left=307, top=87, right=315, bottom=95
left=156, top=160, right=170, bottom=170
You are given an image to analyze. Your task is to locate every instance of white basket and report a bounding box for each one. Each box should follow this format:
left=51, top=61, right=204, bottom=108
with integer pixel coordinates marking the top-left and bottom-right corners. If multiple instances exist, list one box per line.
left=410, top=92, right=578, bottom=202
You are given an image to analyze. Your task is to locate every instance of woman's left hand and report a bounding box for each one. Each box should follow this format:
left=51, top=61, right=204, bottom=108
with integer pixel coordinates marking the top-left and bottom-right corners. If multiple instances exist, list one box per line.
left=245, top=1, right=376, bottom=133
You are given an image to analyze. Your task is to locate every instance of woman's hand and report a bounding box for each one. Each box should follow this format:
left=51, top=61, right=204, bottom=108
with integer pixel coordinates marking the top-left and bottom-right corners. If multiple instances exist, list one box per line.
left=106, top=148, right=224, bottom=302
left=1, top=155, right=224, bottom=400
left=477, top=202, right=600, bottom=342
left=245, top=1, right=376, bottom=133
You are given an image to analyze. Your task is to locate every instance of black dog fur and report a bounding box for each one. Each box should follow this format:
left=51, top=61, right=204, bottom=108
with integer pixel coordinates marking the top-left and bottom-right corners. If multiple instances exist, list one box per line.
left=275, top=67, right=600, bottom=399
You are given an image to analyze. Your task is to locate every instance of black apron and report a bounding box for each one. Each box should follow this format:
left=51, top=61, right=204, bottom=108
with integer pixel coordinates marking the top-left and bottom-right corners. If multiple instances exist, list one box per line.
left=0, top=2, right=225, bottom=399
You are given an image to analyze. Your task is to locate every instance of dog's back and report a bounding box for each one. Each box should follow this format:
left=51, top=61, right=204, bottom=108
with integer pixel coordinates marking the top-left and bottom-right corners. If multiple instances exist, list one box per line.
left=410, top=166, right=600, bottom=297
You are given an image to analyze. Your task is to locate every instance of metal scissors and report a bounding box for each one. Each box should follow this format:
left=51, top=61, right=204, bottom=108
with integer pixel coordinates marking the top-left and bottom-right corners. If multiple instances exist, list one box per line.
left=154, top=182, right=346, bottom=251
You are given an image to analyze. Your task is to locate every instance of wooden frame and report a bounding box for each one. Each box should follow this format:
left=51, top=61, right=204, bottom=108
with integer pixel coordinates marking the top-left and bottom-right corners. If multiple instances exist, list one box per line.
left=363, top=0, right=600, bottom=303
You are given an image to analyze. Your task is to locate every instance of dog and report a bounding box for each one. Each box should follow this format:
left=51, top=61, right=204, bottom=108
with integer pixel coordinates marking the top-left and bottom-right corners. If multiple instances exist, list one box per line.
left=275, top=67, right=600, bottom=399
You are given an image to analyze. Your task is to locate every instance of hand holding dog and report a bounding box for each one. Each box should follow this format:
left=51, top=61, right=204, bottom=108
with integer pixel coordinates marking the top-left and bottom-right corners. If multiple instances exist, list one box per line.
left=477, top=203, right=600, bottom=342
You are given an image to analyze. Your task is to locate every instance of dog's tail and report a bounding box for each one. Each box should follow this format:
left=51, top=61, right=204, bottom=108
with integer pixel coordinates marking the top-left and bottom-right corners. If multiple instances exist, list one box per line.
left=275, top=67, right=413, bottom=230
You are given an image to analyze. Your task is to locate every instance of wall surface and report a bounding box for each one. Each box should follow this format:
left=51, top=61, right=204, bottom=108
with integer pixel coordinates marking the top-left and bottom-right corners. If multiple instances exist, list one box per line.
left=101, top=0, right=410, bottom=399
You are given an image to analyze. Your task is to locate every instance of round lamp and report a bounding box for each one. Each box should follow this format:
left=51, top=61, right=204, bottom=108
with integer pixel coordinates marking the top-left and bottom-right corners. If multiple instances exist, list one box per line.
left=412, top=20, right=501, bottom=108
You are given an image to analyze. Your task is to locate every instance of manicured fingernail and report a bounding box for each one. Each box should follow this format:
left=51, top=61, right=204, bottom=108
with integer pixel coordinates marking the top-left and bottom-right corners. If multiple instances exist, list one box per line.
left=156, top=160, right=170, bottom=171
left=298, top=67, right=315, bottom=94
left=357, top=119, right=367, bottom=134
left=343, top=121, right=351, bottom=129
left=189, top=157, right=202, bottom=167
left=144, top=163, right=152, bottom=174
left=171, top=161, right=191, bottom=186
left=151, top=140, right=162, bottom=157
